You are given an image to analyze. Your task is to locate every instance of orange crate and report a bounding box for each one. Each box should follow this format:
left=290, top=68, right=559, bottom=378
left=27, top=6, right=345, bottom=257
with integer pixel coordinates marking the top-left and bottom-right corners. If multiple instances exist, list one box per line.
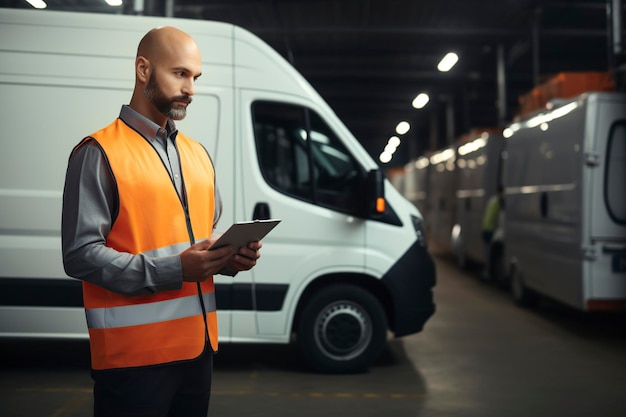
left=544, top=72, right=614, bottom=99
left=517, top=72, right=614, bottom=117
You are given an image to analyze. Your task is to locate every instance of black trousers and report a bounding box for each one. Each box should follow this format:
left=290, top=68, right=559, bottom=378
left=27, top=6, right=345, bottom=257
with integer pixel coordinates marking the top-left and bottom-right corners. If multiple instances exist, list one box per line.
left=92, top=347, right=213, bottom=417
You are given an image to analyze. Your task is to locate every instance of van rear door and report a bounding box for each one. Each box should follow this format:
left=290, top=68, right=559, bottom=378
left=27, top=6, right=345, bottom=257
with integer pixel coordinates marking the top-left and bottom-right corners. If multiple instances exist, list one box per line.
left=584, top=93, right=626, bottom=308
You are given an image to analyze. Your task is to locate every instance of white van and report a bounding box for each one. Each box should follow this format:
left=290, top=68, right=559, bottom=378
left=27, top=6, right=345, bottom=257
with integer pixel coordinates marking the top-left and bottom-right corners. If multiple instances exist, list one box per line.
left=451, top=132, right=505, bottom=270
left=420, top=146, right=458, bottom=253
left=402, top=156, right=430, bottom=231
left=502, top=92, right=626, bottom=310
left=0, top=8, right=435, bottom=373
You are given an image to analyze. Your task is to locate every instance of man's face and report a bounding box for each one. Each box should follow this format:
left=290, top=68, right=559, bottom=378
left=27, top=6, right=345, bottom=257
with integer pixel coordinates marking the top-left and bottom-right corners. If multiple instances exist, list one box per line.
left=144, top=69, right=192, bottom=121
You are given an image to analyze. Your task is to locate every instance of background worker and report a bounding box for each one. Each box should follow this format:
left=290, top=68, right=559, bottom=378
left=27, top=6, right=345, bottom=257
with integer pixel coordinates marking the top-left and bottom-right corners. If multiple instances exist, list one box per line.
left=62, top=26, right=261, bottom=417
left=481, top=184, right=504, bottom=281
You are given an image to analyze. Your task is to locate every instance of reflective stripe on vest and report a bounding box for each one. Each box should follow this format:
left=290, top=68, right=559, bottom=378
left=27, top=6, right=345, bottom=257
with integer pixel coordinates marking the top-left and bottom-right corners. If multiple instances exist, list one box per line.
left=78, top=118, right=218, bottom=370
left=85, top=292, right=217, bottom=329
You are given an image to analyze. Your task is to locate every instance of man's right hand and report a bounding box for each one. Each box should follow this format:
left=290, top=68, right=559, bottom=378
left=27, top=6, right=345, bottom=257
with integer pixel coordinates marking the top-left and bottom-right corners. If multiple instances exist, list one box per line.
left=180, top=239, right=234, bottom=282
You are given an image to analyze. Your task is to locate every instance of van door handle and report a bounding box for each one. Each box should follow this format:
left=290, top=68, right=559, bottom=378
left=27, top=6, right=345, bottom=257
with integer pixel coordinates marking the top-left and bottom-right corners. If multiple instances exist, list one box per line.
left=252, top=202, right=271, bottom=220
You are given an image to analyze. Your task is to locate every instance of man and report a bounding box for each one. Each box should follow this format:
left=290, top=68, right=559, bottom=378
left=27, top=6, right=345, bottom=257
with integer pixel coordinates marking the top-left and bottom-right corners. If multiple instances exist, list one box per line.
left=481, top=184, right=504, bottom=280
left=62, top=26, right=262, bottom=417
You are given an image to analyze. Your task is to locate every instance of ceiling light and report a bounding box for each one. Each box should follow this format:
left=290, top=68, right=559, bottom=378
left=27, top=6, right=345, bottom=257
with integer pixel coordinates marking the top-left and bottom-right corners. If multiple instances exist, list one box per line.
left=25, top=0, right=46, bottom=8
left=395, top=121, right=410, bottom=135
left=388, top=136, right=401, bottom=147
left=437, top=52, right=459, bottom=72
left=105, top=0, right=123, bottom=5
left=379, top=151, right=392, bottom=164
left=384, top=143, right=397, bottom=154
left=412, top=93, right=430, bottom=109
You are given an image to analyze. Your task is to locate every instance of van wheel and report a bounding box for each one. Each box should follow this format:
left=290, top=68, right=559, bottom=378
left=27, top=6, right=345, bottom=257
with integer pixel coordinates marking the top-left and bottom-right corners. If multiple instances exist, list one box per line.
left=510, top=266, right=539, bottom=307
left=489, top=243, right=505, bottom=287
left=297, top=284, right=387, bottom=374
left=452, top=226, right=466, bottom=268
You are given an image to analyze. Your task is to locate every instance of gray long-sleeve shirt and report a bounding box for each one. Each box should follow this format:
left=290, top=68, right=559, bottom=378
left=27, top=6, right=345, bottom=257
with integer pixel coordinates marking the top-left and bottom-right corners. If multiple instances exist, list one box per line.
left=61, top=105, right=223, bottom=296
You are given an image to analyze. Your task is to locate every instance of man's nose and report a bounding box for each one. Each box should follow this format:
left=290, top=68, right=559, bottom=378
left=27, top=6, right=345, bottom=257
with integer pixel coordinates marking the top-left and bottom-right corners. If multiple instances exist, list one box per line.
left=182, top=78, right=195, bottom=96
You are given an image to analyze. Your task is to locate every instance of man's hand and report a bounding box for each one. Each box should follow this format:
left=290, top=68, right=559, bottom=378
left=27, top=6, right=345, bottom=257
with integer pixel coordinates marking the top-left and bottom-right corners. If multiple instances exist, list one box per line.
left=180, top=239, right=234, bottom=282
left=227, top=241, right=262, bottom=272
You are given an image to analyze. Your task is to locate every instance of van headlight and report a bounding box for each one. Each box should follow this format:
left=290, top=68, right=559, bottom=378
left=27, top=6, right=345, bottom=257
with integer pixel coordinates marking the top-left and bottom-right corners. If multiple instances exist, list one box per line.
left=411, top=215, right=427, bottom=247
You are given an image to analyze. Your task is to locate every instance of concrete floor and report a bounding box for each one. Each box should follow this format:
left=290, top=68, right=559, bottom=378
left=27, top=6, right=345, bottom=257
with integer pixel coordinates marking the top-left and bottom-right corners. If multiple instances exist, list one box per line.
left=1, top=255, right=626, bottom=417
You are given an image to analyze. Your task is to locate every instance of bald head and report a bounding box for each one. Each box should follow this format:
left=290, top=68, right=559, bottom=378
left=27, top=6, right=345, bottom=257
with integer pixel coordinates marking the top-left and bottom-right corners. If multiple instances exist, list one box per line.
left=137, top=26, right=201, bottom=64
left=130, top=26, right=202, bottom=126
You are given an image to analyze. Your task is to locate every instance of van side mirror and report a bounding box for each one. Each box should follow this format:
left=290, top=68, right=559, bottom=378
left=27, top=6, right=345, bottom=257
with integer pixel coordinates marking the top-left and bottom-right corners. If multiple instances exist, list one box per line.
left=365, top=169, right=386, bottom=217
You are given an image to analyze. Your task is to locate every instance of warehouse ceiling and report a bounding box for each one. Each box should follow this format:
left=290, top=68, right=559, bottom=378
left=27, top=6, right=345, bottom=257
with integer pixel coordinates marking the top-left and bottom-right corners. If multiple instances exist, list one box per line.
left=1, top=0, right=622, bottom=167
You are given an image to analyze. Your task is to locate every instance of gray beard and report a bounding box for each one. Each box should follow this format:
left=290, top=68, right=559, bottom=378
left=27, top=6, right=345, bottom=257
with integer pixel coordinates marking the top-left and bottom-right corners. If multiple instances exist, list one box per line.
left=166, top=106, right=187, bottom=120
left=144, top=76, right=188, bottom=121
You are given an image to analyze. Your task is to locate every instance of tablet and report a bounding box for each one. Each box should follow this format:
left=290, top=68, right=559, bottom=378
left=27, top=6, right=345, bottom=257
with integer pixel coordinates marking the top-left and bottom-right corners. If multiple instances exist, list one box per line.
left=210, top=219, right=281, bottom=250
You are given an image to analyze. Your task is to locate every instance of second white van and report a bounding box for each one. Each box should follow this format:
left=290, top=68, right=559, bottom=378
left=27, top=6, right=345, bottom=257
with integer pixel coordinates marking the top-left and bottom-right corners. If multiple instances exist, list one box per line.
left=502, top=92, right=626, bottom=310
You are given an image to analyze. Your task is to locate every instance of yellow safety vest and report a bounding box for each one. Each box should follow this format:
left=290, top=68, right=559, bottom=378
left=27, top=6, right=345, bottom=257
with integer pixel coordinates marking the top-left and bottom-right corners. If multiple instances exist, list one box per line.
left=75, top=118, right=218, bottom=370
left=482, top=194, right=501, bottom=233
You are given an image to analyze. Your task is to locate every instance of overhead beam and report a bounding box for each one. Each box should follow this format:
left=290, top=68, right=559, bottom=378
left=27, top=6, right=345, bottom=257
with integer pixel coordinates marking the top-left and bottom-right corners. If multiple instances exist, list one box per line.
left=175, top=6, right=608, bottom=38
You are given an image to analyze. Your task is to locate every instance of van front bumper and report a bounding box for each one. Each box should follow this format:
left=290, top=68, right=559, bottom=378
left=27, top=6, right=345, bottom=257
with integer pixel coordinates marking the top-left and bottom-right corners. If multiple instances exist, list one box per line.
left=382, top=241, right=436, bottom=337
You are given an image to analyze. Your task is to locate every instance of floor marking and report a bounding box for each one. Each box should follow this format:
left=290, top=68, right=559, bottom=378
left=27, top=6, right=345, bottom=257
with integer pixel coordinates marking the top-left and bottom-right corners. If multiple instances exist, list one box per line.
left=211, top=390, right=427, bottom=399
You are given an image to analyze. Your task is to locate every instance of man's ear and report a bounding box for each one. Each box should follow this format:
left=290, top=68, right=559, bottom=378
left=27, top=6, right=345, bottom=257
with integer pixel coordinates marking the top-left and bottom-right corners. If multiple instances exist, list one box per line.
left=136, top=56, right=150, bottom=83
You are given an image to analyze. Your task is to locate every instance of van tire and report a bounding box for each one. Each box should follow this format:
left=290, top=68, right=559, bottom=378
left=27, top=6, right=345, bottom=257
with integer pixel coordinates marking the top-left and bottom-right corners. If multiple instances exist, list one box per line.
left=454, top=244, right=467, bottom=269
left=489, top=243, right=505, bottom=286
left=510, top=266, right=539, bottom=307
left=297, top=284, right=387, bottom=374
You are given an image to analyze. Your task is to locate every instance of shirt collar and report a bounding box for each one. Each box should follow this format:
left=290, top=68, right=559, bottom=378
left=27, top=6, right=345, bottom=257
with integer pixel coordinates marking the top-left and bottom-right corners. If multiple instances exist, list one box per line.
left=119, top=105, right=178, bottom=144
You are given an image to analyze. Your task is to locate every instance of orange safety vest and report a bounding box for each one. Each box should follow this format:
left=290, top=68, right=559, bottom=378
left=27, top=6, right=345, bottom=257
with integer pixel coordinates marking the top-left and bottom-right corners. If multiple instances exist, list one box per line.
left=76, top=118, right=218, bottom=370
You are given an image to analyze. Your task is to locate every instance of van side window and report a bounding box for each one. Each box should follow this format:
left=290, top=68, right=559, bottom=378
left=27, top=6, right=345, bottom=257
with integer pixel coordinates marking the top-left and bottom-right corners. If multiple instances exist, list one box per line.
left=252, top=101, right=363, bottom=214
left=605, top=121, right=626, bottom=224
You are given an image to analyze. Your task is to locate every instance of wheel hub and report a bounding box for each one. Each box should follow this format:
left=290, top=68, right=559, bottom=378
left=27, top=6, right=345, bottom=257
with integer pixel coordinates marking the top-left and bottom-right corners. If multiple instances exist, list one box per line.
left=314, top=301, right=371, bottom=361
